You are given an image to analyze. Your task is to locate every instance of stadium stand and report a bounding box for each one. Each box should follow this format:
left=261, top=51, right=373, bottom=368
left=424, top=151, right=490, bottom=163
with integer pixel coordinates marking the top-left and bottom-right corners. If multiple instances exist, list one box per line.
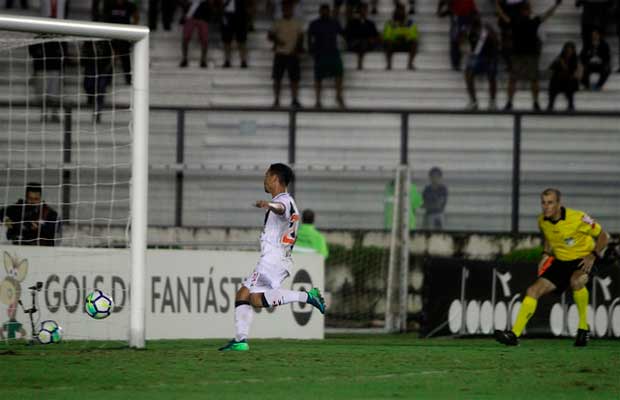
left=0, top=0, right=618, bottom=233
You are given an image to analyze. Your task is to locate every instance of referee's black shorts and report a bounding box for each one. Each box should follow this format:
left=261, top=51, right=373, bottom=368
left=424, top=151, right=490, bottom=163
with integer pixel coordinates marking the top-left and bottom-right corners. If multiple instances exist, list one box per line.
left=539, top=258, right=589, bottom=293
left=272, top=53, right=300, bottom=82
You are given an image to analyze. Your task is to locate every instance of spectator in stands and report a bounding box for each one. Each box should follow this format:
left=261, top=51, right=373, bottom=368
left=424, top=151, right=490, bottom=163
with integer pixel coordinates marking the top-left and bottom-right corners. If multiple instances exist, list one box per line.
left=5, top=0, right=28, bottom=9
left=246, top=0, right=256, bottom=32
left=40, top=0, right=67, bottom=19
left=383, top=2, right=418, bottom=70
left=407, top=0, right=416, bottom=15
left=464, top=15, right=499, bottom=110
left=0, top=183, right=59, bottom=246
left=547, top=41, right=580, bottom=111
left=90, top=0, right=105, bottom=22
left=82, top=40, right=114, bottom=123
left=422, top=167, right=448, bottom=231
left=269, top=0, right=304, bottom=108
left=496, top=0, right=525, bottom=71
left=437, top=0, right=478, bottom=71
left=332, top=0, right=344, bottom=19
left=294, top=209, right=329, bottom=259
left=384, top=179, right=423, bottom=231
left=29, top=39, right=65, bottom=123
left=180, top=0, right=212, bottom=68
left=334, top=0, right=381, bottom=20
left=149, top=0, right=177, bottom=31
left=93, top=0, right=102, bottom=21
left=308, top=3, right=346, bottom=108
left=580, top=29, right=611, bottom=90
left=221, top=0, right=249, bottom=68
left=345, top=2, right=379, bottom=70
left=496, top=0, right=561, bottom=110
left=105, top=0, right=140, bottom=85
left=576, top=0, right=611, bottom=47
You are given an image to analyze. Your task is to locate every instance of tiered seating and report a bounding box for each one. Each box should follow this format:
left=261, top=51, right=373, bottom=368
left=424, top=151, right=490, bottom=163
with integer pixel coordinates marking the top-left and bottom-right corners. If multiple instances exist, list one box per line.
left=0, top=0, right=618, bottom=232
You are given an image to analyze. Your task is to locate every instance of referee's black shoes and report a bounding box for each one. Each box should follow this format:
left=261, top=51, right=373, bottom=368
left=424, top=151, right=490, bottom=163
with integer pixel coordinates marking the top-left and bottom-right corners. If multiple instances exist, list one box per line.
left=494, top=330, right=519, bottom=346
left=574, top=327, right=590, bottom=347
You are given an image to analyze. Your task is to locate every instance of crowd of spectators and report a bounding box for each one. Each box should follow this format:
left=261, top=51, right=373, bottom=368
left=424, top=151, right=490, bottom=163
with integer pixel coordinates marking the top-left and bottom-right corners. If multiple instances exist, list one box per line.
left=5, top=0, right=620, bottom=111
left=456, top=0, right=618, bottom=111
left=145, top=0, right=424, bottom=107
left=164, top=0, right=616, bottom=110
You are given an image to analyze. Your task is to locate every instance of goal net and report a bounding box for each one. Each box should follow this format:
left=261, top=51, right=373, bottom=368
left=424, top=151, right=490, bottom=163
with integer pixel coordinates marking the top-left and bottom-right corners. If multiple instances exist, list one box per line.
left=0, top=16, right=148, bottom=348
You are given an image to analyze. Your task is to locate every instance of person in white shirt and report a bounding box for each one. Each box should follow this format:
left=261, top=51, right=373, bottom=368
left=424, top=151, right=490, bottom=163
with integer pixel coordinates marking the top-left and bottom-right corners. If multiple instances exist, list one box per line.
left=218, top=163, right=326, bottom=352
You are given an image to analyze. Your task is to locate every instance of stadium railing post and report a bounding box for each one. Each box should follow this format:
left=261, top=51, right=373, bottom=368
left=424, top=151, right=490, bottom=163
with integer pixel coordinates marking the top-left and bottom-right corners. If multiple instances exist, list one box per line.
left=175, top=109, right=185, bottom=227
left=62, top=106, right=72, bottom=222
left=398, top=166, right=411, bottom=332
left=511, top=113, right=522, bottom=234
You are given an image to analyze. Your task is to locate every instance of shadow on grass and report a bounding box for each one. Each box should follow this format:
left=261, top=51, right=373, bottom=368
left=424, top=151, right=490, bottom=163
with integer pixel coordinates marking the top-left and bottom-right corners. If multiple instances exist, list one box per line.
left=0, top=341, right=142, bottom=355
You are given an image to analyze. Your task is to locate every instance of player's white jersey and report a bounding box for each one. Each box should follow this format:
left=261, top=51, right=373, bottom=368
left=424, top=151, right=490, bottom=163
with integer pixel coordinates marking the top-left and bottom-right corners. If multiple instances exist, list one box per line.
left=259, top=192, right=300, bottom=269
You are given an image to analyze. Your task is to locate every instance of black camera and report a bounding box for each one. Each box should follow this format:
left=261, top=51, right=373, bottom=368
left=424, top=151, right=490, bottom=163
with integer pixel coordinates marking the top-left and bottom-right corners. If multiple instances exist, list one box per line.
left=1, top=201, right=42, bottom=240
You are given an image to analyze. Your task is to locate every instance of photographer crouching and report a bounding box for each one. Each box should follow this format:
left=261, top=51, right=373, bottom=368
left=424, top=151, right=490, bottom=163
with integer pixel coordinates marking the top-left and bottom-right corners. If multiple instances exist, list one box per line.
left=0, top=183, right=59, bottom=246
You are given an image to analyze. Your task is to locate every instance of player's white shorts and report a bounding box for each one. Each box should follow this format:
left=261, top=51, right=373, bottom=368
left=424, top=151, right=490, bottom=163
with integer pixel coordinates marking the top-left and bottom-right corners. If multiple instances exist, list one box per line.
left=242, top=258, right=291, bottom=293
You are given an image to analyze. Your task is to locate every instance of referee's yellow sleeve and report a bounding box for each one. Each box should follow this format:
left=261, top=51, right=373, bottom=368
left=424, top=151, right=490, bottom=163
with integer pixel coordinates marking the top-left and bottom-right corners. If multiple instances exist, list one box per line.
left=579, top=213, right=602, bottom=237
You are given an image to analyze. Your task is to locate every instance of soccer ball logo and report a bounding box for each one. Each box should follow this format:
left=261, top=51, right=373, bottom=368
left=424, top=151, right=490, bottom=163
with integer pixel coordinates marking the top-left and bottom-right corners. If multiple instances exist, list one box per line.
left=85, top=290, right=114, bottom=319
left=37, top=320, right=62, bottom=344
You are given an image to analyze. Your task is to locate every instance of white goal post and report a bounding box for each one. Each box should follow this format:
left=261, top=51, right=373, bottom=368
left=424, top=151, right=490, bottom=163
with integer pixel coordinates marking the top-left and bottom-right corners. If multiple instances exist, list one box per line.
left=0, top=15, right=149, bottom=348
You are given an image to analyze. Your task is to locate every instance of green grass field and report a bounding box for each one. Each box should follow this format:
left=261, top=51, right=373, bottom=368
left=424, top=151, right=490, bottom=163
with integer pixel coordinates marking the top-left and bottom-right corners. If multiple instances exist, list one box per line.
left=1, top=335, right=619, bottom=399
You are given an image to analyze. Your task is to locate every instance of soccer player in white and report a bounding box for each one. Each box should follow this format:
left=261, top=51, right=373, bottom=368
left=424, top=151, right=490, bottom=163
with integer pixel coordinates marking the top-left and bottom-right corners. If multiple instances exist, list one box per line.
left=219, top=163, right=326, bottom=351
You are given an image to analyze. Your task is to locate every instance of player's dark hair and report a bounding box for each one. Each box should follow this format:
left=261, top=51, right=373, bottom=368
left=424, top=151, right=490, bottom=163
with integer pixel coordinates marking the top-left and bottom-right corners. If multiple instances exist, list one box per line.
left=541, top=188, right=561, bottom=202
left=302, top=209, right=315, bottom=224
left=268, top=163, right=294, bottom=186
left=429, top=167, right=442, bottom=177
left=25, top=182, right=42, bottom=195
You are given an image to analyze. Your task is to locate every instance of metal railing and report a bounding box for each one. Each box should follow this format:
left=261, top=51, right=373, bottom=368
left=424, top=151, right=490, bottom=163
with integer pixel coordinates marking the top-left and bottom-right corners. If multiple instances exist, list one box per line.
left=2, top=101, right=619, bottom=233
left=151, top=105, right=620, bottom=233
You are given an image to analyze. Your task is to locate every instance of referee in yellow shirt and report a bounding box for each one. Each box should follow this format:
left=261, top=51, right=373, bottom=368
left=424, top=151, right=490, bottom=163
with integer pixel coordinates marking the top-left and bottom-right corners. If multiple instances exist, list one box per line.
left=496, top=188, right=609, bottom=347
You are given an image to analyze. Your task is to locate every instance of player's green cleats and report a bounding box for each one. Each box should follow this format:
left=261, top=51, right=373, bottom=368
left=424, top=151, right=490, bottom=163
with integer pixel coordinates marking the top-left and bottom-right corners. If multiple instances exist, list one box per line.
left=306, top=288, right=326, bottom=314
left=218, top=339, right=249, bottom=352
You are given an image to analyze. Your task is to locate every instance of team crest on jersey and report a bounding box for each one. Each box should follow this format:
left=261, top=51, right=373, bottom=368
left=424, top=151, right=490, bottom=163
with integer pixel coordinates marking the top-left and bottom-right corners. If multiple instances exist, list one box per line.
left=564, top=237, right=575, bottom=246
left=581, top=214, right=596, bottom=229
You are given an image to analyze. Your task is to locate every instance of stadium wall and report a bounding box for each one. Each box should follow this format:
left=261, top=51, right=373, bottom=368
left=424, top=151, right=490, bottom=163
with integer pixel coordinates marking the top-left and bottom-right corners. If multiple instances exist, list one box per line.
left=0, top=246, right=324, bottom=340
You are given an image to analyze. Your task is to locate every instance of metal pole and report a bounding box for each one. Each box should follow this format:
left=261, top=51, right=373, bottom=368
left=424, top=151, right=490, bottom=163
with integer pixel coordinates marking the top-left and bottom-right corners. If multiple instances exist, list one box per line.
left=511, top=114, right=522, bottom=234
left=288, top=109, right=296, bottom=196
left=62, top=107, right=72, bottom=221
left=385, top=167, right=401, bottom=332
left=399, top=166, right=411, bottom=331
left=491, top=268, right=497, bottom=318
left=175, top=109, right=185, bottom=227
left=459, top=266, right=468, bottom=335
left=129, top=35, right=149, bottom=349
left=400, top=113, right=409, bottom=165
